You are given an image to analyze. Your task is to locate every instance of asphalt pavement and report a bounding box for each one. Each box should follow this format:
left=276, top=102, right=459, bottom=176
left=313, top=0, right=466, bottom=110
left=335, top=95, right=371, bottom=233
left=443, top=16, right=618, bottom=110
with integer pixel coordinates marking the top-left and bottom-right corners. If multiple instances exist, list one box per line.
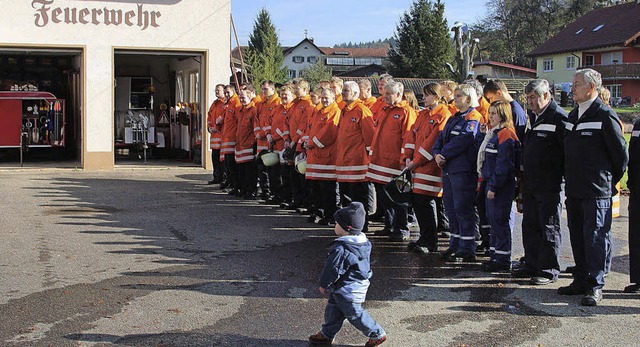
left=0, top=167, right=639, bottom=347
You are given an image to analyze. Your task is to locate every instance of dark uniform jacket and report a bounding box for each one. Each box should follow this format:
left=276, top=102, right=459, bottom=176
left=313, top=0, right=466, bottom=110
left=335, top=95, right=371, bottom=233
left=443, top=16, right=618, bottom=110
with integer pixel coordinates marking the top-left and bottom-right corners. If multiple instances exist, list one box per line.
left=564, top=97, right=628, bottom=199
left=481, top=127, right=520, bottom=194
left=522, top=99, right=568, bottom=193
left=628, top=120, right=640, bottom=193
left=433, top=108, right=482, bottom=174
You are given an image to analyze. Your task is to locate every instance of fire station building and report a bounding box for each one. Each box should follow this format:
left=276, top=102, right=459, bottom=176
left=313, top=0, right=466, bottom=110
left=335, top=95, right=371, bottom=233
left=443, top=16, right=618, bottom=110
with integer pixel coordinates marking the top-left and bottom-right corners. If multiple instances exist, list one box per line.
left=0, top=0, right=230, bottom=170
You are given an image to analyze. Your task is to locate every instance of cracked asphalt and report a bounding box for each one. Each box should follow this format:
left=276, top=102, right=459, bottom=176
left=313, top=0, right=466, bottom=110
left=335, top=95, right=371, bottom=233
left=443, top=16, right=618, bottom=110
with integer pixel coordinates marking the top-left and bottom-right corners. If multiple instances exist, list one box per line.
left=0, top=168, right=639, bottom=347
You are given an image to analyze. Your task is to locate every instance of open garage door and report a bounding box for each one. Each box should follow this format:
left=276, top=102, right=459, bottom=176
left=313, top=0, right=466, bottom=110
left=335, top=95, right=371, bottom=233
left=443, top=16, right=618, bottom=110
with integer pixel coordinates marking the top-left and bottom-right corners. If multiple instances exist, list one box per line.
left=114, top=49, right=205, bottom=167
left=0, top=47, right=83, bottom=167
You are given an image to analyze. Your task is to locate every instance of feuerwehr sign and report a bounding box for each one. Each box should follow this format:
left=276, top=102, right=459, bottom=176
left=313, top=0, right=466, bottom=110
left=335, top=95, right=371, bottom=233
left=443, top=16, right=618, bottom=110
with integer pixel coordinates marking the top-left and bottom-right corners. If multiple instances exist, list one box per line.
left=31, top=0, right=163, bottom=30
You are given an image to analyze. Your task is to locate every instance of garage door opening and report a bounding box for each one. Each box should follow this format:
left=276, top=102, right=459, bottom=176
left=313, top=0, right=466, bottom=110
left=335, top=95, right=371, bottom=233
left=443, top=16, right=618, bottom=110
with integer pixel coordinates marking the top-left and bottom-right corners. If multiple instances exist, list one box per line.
left=0, top=48, right=82, bottom=167
left=114, top=50, right=205, bottom=167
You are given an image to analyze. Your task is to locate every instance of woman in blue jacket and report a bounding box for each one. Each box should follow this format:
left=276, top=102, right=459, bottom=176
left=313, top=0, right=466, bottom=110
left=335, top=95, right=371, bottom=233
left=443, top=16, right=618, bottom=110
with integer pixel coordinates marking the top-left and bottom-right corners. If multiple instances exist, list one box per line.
left=432, top=84, right=482, bottom=262
left=477, top=100, right=520, bottom=272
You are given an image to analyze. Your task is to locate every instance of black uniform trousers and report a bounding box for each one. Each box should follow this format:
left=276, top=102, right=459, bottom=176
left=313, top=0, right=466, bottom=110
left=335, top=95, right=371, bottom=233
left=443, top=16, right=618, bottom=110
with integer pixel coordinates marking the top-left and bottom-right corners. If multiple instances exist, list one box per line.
left=565, top=197, right=612, bottom=290
left=237, top=160, right=257, bottom=196
left=280, top=164, right=294, bottom=203
left=314, top=180, right=339, bottom=221
left=211, top=149, right=224, bottom=182
left=435, top=197, right=449, bottom=232
left=412, top=193, right=438, bottom=250
left=374, top=183, right=409, bottom=237
left=223, top=154, right=238, bottom=189
left=521, top=191, right=562, bottom=279
left=339, top=181, right=371, bottom=232
left=255, top=155, right=271, bottom=198
left=630, top=193, right=640, bottom=284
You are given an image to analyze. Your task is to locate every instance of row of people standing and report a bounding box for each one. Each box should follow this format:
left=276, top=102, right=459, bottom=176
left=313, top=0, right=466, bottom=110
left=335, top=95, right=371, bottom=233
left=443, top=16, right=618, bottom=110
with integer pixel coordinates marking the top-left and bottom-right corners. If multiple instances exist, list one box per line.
left=206, top=70, right=633, bottom=307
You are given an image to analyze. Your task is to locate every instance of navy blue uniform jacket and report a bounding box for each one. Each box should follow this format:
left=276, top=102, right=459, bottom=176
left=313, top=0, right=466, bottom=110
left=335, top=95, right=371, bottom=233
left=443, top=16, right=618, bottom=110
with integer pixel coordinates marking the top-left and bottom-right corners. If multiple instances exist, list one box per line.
left=564, top=97, right=628, bottom=198
left=522, top=99, right=568, bottom=193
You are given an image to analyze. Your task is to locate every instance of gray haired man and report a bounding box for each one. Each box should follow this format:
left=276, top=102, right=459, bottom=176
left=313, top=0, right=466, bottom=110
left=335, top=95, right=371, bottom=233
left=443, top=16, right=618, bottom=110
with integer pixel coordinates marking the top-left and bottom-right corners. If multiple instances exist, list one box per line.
left=559, top=69, right=627, bottom=306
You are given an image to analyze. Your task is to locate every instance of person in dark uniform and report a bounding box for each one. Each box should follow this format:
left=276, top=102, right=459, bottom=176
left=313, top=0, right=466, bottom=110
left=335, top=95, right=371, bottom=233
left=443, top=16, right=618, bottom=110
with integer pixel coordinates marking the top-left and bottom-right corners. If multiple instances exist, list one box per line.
left=515, top=79, right=568, bottom=285
left=626, top=119, right=640, bottom=293
left=432, top=84, right=483, bottom=262
left=559, top=69, right=628, bottom=306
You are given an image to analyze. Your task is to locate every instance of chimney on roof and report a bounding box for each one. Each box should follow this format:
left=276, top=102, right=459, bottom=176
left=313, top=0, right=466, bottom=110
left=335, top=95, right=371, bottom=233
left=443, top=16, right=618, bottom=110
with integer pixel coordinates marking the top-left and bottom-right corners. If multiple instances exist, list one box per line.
left=309, top=37, right=314, bottom=43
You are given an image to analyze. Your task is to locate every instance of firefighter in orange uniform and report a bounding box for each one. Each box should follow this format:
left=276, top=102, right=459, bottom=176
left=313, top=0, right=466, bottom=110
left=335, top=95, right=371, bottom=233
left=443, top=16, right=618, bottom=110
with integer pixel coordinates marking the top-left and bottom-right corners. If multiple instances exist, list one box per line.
left=219, top=85, right=242, bottom=193
left=235, top=86, right=259, bottom=199
left=289, top=79, right=315, bottom=210
left=336, top=81, right=375, bottom=232
left=367, top=81, right=417, bottom=241
left=330, top=77, right=347, bottom=109
left=370, top=74, right=393, bottom=122
left=440, top=80, right=459, bottom=116
left=255, top=80, right=281, bottom=200
left=301, top=88, right=325, bottom=219
left=359, top=79, right=377, bottom=110
left=404, top=83, right=452, bottom=253
left=267, top=85, right=295, bottom=206
left=206, top=84, right=226, bottom=185
left=304, top=88, right=341, bottom=225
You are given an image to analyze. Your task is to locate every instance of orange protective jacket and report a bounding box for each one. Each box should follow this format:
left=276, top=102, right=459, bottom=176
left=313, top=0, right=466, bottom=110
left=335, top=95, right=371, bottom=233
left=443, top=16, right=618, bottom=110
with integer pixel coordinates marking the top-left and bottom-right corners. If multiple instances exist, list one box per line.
left=299, top=102, right=322, bottom=152
left=362, top=96, right=377, bottom=110
left=270, top=102, right=293, bottom=153
left=370, top=96, right=387, bottom=122
left=220, top=94, right=241, bottom=156
left=235, top=101, right=258, bottom=163
left=476, top=96, right=490, bottom=125
left=207, top=98, right=226, bottom=150
left=305, top=102, right=341, bottom=181
left=406, top=104, right=451, bottom=196
left=335, top=99, right=375, bottom=182
left=446, top=99, right=459, bottom=116
left=256, top=93, right=280, bottom=152
left=335, top=94, right=347, bottom=109
left=289, top=96, right=314, bottom=148
left=367, top=100, right=416, bottom=184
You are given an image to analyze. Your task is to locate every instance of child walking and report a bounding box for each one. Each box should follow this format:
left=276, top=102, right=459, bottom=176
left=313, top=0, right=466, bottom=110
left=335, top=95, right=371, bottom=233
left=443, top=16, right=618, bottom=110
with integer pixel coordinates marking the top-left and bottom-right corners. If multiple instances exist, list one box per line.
left=309, top=202, right=387, bottom=346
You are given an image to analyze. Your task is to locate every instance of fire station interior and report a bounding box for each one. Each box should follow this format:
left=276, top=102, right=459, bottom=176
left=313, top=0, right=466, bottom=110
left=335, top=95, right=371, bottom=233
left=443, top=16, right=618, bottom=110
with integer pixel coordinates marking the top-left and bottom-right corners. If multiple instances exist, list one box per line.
left=113, top=51, right=205, bottom=166
left=0, top=48, right=82, bottom=167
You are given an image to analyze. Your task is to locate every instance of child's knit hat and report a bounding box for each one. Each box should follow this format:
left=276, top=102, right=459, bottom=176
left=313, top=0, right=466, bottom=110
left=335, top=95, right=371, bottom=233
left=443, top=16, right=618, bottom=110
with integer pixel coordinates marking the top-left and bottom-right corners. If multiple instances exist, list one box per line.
left=334, top=202, right=366, bottom=234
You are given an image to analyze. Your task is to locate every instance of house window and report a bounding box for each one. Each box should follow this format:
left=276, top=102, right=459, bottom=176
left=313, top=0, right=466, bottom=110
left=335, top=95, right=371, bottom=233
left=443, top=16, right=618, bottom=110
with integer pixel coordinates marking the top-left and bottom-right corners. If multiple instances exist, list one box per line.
left=326, top=57, right=354, bottom=65
left=543, top=59, right=554, bottom=72
left=354, top=58, right=384, bottom=65
left=605, top=84, right=622, bottom=99
left=292, top=56, right=304, bottom=63
left=307, top=56, right=318, bottom=63
left=566, top=56, right=576, bottom=70
left=602, top=52, right=622, bottom=65
left=288, top=69, right=296, bottom=78
left=584, top=55, right=595, bottom=66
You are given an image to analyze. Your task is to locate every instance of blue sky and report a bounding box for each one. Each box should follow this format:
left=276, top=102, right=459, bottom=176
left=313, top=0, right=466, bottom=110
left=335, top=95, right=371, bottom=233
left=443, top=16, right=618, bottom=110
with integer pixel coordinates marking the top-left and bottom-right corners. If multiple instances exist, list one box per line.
left=231, top=0, right=487, bottom=47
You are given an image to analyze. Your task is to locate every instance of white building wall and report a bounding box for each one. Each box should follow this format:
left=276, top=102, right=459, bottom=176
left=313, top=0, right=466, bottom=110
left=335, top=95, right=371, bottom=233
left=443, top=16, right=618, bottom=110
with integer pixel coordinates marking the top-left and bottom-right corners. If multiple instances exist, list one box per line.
left=283, top=42, right=323, bottom=79
left=0, top=0, right=230, bottom=169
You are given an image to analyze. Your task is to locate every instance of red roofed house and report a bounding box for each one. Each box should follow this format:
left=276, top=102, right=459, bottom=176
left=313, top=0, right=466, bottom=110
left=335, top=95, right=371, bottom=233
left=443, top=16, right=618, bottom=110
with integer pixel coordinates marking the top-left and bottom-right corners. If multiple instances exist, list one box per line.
left=528, top=1, right=640, bottom=106
left=232, top=37, right=389, bottom=80
left=471, top=61, right=537, bottom=79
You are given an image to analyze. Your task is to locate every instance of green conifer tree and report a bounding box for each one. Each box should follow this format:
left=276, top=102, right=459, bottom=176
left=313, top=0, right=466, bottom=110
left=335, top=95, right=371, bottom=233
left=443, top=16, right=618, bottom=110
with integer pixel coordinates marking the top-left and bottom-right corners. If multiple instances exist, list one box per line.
left=246, top=8, right=287, bottom=89
left=388, top=0, right=453, bottom=78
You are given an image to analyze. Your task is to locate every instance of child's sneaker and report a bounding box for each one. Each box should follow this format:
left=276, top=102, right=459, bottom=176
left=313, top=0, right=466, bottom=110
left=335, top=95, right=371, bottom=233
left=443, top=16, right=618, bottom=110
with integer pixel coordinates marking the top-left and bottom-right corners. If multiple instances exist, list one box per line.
left=364, top=335, right=387, bottom=346
left=309, top=332, right=333, bottom=345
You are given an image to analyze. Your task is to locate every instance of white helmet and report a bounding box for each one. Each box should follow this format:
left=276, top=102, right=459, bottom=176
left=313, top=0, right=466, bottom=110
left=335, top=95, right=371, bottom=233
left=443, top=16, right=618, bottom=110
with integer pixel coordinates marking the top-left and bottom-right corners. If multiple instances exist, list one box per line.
left=295, top=153, right=307, bottom=174
left=261, top=152, right=279, bottom=167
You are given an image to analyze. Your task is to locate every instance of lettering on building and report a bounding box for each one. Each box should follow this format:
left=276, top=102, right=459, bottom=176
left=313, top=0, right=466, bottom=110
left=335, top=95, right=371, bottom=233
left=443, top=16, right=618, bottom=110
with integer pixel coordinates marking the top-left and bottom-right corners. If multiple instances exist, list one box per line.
left=32, top=0, right=161, bottom=30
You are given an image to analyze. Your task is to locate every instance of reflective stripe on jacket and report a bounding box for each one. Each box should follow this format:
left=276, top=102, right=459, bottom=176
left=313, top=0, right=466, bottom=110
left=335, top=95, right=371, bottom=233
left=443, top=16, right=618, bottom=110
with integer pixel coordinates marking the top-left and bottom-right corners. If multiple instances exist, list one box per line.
left=336, top=99, right=374, bottom=182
